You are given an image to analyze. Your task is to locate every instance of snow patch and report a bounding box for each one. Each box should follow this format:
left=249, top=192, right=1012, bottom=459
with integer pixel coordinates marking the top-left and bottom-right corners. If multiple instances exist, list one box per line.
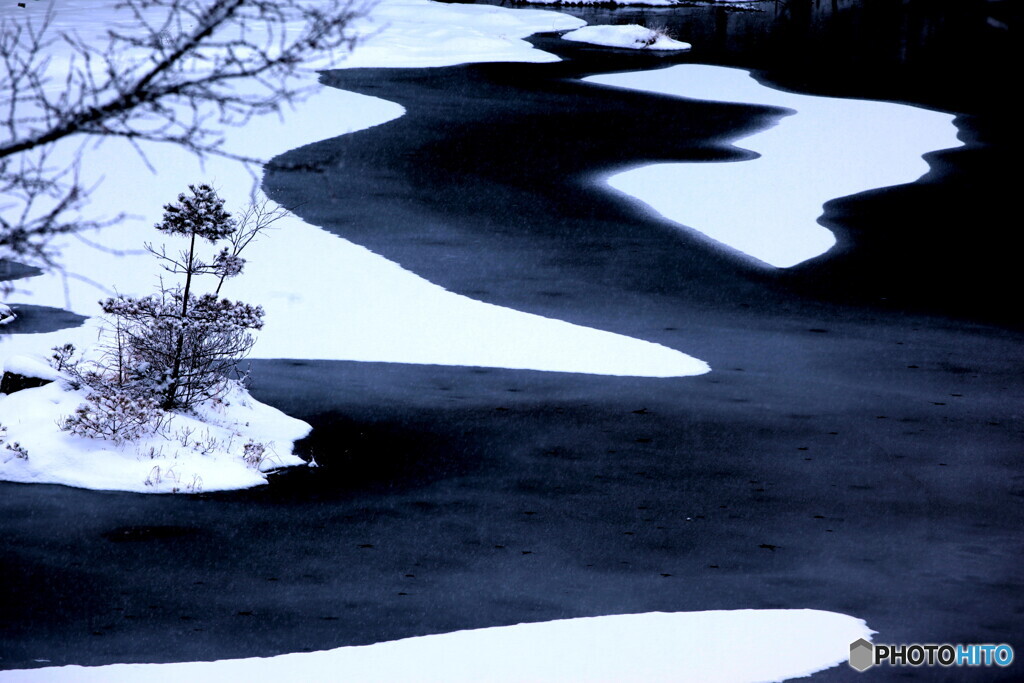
left=0, top=609, right=872, bottom=682
left=585, top=64, right=961, bottom=268
left=563, top=25, right=691, bottom=51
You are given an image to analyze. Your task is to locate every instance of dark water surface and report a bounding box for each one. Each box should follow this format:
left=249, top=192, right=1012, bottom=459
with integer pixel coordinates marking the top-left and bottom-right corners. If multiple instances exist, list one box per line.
left=2, top=1, right=1021, bottom=680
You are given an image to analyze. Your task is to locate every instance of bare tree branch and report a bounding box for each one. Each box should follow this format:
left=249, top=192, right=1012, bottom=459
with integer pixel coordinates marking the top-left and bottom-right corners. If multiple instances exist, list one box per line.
left=1, top=0, right=365, bottom=287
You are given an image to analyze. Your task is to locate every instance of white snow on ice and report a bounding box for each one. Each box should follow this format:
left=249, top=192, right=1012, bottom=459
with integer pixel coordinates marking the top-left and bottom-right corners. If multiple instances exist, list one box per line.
left=0, top=0, right=706, bottom=380
left=0, top=609, right=871, bottom=682
left=585, top=64, right=962, bottom=268
left=563, top=25, right=691, bottom=51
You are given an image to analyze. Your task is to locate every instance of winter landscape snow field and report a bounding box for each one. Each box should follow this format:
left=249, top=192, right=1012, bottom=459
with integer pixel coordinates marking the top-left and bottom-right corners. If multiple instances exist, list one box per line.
left=3, top=0, right=1021, bottom=680
left=0, top=0, right=858, bottom=677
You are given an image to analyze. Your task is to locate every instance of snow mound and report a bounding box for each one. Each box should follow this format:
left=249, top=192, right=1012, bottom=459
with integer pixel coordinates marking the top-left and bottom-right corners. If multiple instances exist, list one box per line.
left=0, top=609, right=872, bottom=682
left=0, top=378, right=310, bottom=494
left=563, top=25, right=691, bottom=51
left=2, top=354, right=61, bottom=382
left=0, top=303, right=15, bottom=326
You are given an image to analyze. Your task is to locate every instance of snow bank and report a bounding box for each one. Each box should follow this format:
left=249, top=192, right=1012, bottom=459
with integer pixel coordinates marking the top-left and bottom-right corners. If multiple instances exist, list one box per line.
left=0, top=609, right=871, bottom=682
left=0, top=368, right=309, bottom=494
left=563, top=25, right=691, bottom=51
left=2, top=0, right=706, bottom=380
left=585, top=65, right=961, bottom=268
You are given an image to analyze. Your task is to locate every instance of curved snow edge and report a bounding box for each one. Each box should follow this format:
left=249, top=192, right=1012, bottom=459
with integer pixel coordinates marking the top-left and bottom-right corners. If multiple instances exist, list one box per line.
left=0, top=609, right=872, bottom=682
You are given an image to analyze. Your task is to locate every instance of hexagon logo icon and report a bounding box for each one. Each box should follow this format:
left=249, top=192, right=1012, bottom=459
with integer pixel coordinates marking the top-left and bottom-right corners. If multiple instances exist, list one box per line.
left=849, top=638, right=875, bottom=672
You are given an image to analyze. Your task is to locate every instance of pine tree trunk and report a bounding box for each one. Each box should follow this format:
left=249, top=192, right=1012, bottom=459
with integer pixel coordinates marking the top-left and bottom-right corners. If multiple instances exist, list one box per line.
left=164, top=232, right=196, bottom=409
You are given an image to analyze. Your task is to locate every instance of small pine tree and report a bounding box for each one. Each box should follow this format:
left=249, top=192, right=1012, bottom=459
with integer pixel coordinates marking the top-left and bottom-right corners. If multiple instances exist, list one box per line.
left=97, top=184, right=269, bottom=411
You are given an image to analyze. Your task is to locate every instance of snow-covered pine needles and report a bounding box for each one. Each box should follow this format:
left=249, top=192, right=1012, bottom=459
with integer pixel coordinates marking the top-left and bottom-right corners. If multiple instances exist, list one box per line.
left=59, top=184, right=283, bottom=443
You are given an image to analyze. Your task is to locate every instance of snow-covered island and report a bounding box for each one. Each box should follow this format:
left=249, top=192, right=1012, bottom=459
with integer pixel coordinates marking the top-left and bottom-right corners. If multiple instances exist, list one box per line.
left=563, top=25, right=691, bottom=51
left=0, top=353, right=309, bottom=494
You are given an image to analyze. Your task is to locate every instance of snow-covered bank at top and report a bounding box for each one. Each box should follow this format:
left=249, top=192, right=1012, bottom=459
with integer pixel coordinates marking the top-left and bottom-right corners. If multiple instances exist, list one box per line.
left=563, top=25, right=692, bottom=51
left=338, top=0, right=584, bottom=68
left=585, top=65, right=962, bottom=268
left=1, top=0, right=708, bottom=379
left=0, top=609, right=871, bottom=682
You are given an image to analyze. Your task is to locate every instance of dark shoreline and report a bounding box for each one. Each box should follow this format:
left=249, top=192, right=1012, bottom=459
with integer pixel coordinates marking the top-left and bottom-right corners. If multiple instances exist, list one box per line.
left=2, top=2, right=1021, bottom=680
